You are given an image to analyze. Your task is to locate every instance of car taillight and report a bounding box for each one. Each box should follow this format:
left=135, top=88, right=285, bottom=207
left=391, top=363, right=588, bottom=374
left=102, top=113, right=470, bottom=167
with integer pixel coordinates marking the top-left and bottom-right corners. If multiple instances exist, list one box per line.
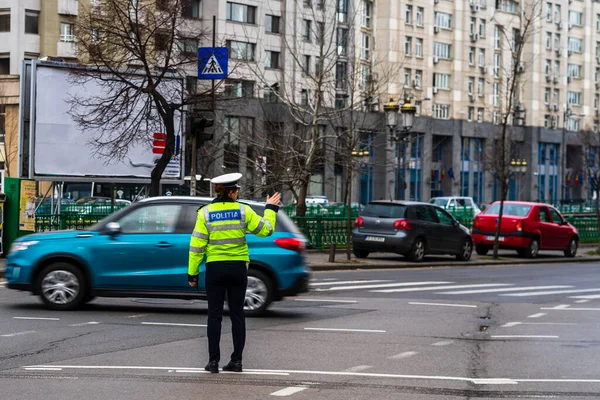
left=393, top=219, right=411, bottom=230
left=274, top=238, right=306, bottom=253
left=515, top=220, right=523, bottom=232
left=473, top=218, right=480, bottom=229
left=354, top=217, right=364, bottom=227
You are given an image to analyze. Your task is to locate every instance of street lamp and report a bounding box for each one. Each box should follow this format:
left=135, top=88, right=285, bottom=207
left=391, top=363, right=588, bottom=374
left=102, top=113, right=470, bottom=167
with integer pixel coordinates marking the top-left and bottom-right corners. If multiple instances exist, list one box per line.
left=383, top=97, right=400, bottom=130
left=400, top=96, right=417, bottom=133
left=510, top=159, right=528, bottom=200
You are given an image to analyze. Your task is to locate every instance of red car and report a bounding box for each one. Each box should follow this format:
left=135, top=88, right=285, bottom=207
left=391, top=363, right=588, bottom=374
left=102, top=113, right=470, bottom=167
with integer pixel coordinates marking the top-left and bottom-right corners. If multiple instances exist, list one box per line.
left=472, top=201, right=578, bottom=258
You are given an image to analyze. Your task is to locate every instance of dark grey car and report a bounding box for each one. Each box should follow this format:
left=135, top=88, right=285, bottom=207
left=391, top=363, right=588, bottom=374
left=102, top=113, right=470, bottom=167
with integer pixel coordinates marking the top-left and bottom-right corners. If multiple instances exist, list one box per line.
left=351, top=201, right=473, bottom=262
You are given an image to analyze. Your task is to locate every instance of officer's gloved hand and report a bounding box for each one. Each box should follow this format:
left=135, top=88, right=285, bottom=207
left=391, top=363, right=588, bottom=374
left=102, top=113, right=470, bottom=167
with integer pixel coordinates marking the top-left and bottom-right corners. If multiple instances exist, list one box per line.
left=188, top=275, right=199, bottom=287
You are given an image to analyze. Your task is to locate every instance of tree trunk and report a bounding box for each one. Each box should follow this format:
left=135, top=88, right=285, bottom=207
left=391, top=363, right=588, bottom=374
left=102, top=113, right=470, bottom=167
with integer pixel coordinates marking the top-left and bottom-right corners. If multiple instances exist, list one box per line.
left=149, top=109, right=175, bottom=197
left=295, top=179, right=308, bottom=217
left=493, top=178, right=508, bottom=259
left=595, top=191, right=600, bottom=253
left=346, top=157, right=353, bottom=261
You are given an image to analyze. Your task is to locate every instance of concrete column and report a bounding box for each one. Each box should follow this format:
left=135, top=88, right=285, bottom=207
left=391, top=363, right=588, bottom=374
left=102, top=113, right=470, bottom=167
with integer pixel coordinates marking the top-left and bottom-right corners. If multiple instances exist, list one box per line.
left=385, top=129, right=396, bottom=200
left=421, top=131, right=432, bottom=201
left=451, top=132, right=462, bottom=196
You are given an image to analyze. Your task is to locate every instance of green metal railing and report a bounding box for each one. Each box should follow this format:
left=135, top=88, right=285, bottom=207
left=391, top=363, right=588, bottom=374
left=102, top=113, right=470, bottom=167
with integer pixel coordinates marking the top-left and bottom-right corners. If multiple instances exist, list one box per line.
left=34, top=203, right=128, bottom=232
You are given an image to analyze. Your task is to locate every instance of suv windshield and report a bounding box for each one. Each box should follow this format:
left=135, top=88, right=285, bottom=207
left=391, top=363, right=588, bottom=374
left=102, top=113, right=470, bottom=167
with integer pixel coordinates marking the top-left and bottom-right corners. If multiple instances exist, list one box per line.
left=485, top=203, right=532, bottom=217
left=429, top=198, right=447, bottom=206
left=362, top=203, right=407, bottom=218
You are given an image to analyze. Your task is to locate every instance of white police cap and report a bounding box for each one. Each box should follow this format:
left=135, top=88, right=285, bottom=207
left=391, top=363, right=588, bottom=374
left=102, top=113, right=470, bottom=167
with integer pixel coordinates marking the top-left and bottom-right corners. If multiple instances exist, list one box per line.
left=211, top=172, right=242, bottom=188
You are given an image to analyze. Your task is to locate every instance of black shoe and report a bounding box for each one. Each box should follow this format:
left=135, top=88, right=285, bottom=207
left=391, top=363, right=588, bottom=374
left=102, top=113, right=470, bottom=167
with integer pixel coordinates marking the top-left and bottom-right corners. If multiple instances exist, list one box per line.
left=222, top=360, right=243, bottom=372
left=204, top=361, right=219, bottom=373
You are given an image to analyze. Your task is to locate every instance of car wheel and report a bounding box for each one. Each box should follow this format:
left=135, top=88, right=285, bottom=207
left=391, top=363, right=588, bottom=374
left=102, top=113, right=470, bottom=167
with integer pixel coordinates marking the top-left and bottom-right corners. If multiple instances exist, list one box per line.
left=408, top=237, right=426, bottom=262
left=244, top=269, right=273, bottom=317
left=526, top=239, right=539, bottom=259
left=353, top=249, right=369, bottom=258
left=475, top=243, right=489, bottom=256
left=36, top=262, right=87, bottom=311
left=456, top=239, right=473, bottom=261
left=564, top=237, right=578, bottom=258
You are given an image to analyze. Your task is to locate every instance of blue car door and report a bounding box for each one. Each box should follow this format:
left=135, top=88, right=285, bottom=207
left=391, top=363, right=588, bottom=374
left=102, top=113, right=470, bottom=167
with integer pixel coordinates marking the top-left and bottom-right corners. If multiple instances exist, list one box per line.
left=92, top=203, right=186, bottom=289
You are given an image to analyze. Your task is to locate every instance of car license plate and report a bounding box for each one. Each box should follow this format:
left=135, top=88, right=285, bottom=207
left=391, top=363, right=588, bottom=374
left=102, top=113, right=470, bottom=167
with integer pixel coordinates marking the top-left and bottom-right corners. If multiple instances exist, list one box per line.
left=485, top=235, right=504, bottom=242
left=365, top=236, right=385, bottom=242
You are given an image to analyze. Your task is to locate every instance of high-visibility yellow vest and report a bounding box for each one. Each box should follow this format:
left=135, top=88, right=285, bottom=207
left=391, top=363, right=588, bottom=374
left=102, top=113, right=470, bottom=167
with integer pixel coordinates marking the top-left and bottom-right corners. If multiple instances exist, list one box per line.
left=188, top=201, right=277, bottom=275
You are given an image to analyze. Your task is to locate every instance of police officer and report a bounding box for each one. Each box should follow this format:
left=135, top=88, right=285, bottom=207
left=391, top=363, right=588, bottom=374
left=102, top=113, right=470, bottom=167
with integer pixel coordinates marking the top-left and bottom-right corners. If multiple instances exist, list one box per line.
left=188, top=173, right=281, bottom=373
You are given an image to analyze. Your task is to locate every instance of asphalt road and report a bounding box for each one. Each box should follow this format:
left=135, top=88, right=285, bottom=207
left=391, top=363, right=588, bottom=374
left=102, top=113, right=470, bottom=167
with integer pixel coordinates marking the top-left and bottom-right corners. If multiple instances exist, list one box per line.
left=2, top=262, right=600, bottom=399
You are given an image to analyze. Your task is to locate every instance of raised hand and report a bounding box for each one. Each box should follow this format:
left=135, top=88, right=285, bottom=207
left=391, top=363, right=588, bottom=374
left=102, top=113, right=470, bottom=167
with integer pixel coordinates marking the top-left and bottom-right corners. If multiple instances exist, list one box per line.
left=266, top=192, right=281, bottom=206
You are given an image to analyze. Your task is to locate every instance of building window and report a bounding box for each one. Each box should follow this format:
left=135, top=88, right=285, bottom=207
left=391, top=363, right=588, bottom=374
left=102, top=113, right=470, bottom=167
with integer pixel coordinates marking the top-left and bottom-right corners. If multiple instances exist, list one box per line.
left=478, top=48, right=485, bottom=66
left=470, top=17, right=476, bottom=35
left=554, top=33, right=560, bottom=50
left=493, top=53, right=500, bottom=78
left=553, top=89, right=559, bottom=105
left=415, top=38, right=423, bottom=57
left=361, top=33, right=371, bottom=59
left=545, top=32, right=552, bottom=49
left=362, top=1, right=372, bottom=28
left=227, top=40, right=255, bottom=61
left=264, top=85, right=279, bottom=104
left=498, top=0, right=519, bottom=14
left=479, top=19, right=486, bottom=37
left=492, top=110, right=499, bottom=124
left=477, top=108, right=484, bottom=122
left=478, top=78, right=484, bottom=96
left=315, top=57, right=321, bottom=77
left=303, top=55, right=311, bottom=74
left=568, top=10, right=582, bottom=27
left=416, top=7, right=424, bottom=27
left=265, top=15, right=280, bottom=34
left=336, top=28, right=348, bottom=56
left=567, top=117, right=580, bottom=131
left=433, top=73, right=451, bottom=89
left=182, top=0, right=200, bottom=19
left=264, top=51, right=279, bottom=69
left=25, top=10, right=39, bottom=34
left=0, top=56, right=8, bottom=74
left=544, top=87, right=550, bottom=104
left=404, top=36, right=412, bottom=56
left=597, top=13, right=600, bottom=32
left=567, top=64, right=581, bottom=79
left=433, top=42, right=451, bottom=59
left=432, top=104, right=451, bottom=119
left=467, top=77, right=474, bottom=95
left=434, top=11, right=452, bottom=29
left=494, top=25, right=501, bottom=50
left=0, top=11, right=9, bottom=32
left=567, top=91, right=581, bottom=106
left=178, top=38, right=198, bottom=57
left=336, top=62, right=347, bottom=89
left=60, top=23, right=75, bottom=42
left=568, top=37, right=583, bottom=53
left=337, top=0, right=348, bottom=23
left=468, top=107, right=474, bottom=121
left=225, top=80, right=254, bottom=98
left=315, top=22, right=324, bottom=44
left=405, top=4, right=412, bottom=24
left=415, top=70, right=422, bottom=88
left=546, top=2, right=552, bottom=22
left=553, top=60, right=560, bottom=77
left=300, top=89, right=309, bottom=106
left=469, top=47, right=475, bottom=65
left=302, top=19, right=311, bottom=42
left=226, top=2, right=256, bottom=24
left=404, top=68, right=411, bottom=87
left=493, top=83, right=499, bottom=106
left=554, top=4, right=561, bottom=24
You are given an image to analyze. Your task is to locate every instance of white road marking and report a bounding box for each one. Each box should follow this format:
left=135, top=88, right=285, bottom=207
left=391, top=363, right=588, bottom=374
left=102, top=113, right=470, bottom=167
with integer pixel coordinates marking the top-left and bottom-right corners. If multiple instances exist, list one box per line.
left=294, top=298, right=358, bottom=304
left=389, top=351, right=418, bottom=360
left=271, top=387, right=309, bottom=396
left=314, top=281, right=452, bottom=292
left=570, top=294, right=600, bottom=299
left=24, top=367, right=63, bottom=371
left=431, top=340, right=454, bottom=346
left=501, top=322, right=522, bottom=328
left=541, top=307, right=600, bottom=311
left=310, top=280, right=390, bottom=286
left=504, top=288, right=600, bottom=297
left=373, top=283, right=512, bottom=293
left=2, top=330, right=35, bottom=337
left=126, top=314, right=149, bottom=318
left=69, top=321, right=100, bottom=327
left=175, top=369, right=289, bottom=376
left=574, top=299, right=591, bottom=303
left=439, top=285, right=572, bottom=294
left=409, top=302, right=477, bottom=308
left=472, top=378, right=518, bottom=385
left=26, top=364, right=600, bottom=385
left=141, top=322, right=207, bottom=327
left=527, top=313, right=547, bottom=318
left=491, top=335, right=559, bottom=339
left=541, top=305, right=571, bottom=310
left=13, top=317, right=60, bottom=321
left=502, top=322, right=575, bottom=327
left=344, top=365, right=373, bottom=372
left=304, top=328, right=386, bottom=333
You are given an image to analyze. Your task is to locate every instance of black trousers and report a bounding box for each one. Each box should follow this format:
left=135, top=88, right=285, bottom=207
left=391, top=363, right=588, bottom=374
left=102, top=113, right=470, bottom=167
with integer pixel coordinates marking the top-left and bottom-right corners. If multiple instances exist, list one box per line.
left=205, top=261, right=248, bottom=363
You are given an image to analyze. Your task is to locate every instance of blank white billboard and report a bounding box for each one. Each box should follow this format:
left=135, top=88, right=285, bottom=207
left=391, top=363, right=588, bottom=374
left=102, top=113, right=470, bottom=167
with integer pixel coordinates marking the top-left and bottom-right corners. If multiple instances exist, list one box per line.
left=32, top=63, right=183, bottom=180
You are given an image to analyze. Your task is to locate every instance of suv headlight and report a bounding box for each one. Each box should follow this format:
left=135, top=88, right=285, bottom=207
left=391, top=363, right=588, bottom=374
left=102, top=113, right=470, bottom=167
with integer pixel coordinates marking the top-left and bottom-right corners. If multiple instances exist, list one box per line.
left=9, top=240, right=39, bottom=254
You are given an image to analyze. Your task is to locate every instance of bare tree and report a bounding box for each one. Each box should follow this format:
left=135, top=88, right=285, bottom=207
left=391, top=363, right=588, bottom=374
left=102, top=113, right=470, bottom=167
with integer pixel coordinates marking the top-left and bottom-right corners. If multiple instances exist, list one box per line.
left=578, top=127, right=600, bottom=251
left=487, top=0, right=543, bottom=259
left=0, top=80, right=19, bottom=177
left=69, top=0, right=211, bottom=196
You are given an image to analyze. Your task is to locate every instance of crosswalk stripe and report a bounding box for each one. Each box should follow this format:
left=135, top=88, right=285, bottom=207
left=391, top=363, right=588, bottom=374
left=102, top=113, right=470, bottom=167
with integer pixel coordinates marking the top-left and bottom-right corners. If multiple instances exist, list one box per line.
left=310, top=280, right=391, bottom=286
left=570, top=294, right=600, bottom=299
left=313, top=281, right=453, bottom=292
left=438, top=285, right=573, bottom=294
left=372, top=283, right=512, bottom=293
left=503, top=288, right=600, bottom=297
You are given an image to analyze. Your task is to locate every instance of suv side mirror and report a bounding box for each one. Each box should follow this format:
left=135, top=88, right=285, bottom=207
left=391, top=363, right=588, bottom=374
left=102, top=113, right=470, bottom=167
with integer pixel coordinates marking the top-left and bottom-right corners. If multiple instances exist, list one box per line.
left=106, top=222, right=121, bottom=235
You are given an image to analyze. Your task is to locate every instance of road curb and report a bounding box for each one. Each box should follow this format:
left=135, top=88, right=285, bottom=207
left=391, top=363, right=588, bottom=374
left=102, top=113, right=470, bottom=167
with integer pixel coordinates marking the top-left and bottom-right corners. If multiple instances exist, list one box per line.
left=307, top=256, right=600, bottom=271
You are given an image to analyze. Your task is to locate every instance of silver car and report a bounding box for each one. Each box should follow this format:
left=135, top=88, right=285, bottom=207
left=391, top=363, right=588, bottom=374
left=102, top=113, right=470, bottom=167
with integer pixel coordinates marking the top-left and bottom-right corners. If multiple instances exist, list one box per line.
left=351, top=201, right=473, bottom=262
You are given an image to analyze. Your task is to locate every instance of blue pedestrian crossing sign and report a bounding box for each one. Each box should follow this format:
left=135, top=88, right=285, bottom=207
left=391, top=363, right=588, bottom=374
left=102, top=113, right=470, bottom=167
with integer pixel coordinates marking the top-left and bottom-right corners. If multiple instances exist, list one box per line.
left=198, top=47, right=228, bottom=80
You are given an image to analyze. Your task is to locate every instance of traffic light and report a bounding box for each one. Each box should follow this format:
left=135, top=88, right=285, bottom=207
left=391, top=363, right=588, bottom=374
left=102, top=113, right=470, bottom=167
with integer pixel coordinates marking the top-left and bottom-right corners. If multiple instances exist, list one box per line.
left=191, top=117, right=214, bottom=147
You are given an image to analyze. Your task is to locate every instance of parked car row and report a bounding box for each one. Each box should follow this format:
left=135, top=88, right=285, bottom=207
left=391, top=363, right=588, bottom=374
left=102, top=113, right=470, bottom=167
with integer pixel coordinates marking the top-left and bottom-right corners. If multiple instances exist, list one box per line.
left=352, top=200, right=579, bottom=261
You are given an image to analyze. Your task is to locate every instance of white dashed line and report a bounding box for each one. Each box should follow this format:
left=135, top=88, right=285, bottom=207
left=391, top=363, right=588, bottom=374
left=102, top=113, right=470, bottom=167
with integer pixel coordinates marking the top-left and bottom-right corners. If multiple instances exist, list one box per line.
left=304, top=328, right=386, bottom=333
left=541, top=307, right=600, bottom=311
left=344, top=365, right=373, bottom=372
left=439, top=285, right=572, bottom=294
left=502, top=322, right=575, bottom=327
left=504, top=288, right=600, bottom=297
left=141, top=322, right=207, bottom=327
left=126, top=314, right=149, bottom=318
left=24, top=367, right=62, bottom=371
left=314, top=281, right=453, bottom=292
left=575, top=299, right=591, bottom=303
left=271, top=387, right=309, bottom=396
left=491, top=335, right=559, bottom=339
left=501, top=322, right=523, bottom=328
left=540, top=305, right=571, bottom=310
left=527, top=313, right=547, bottom=318
left=374, top=283, right=512, bottom=293
left=472, top=378, right=518, bottom=385
left=310, top=280, right=390, bottom=286
left=69, top=322, right=100, bottom=327
left=13, top=317, right=60, bottom=321
left=431, top=340, right=454, bottom=346
left=2, top=330, right=36, bottom=337
left=389, top=351, right=418, bottom=360
left=409, top=302, right=477, bottom=308
left=175, top=369, right=289, bottom=376
left=570, top=294, right=600, bottom=299
left=294, top=298, right=358, bottom=304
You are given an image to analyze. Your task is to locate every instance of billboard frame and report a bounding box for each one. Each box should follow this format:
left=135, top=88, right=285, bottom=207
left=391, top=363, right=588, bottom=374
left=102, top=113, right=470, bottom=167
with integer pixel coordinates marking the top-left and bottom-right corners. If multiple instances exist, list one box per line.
left=19, top=60, right=186, bottom=184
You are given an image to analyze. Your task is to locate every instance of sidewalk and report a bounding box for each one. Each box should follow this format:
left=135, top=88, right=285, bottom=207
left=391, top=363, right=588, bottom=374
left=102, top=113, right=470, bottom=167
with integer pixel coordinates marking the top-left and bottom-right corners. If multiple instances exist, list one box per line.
left=305, top=246, right=600, bottom=271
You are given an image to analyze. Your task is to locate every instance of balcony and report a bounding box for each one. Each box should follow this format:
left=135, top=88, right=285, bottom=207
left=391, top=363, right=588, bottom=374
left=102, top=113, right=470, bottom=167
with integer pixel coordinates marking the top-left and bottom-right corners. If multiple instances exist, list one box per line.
left=57, top=40, right=77, bottom=58
left=58, top=0, right=78, bottom=16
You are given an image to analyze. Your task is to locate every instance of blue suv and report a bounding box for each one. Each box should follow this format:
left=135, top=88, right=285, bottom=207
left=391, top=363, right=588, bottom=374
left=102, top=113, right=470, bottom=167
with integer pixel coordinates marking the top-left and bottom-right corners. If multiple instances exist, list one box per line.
left=5, top=197, right=310, bottom=316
